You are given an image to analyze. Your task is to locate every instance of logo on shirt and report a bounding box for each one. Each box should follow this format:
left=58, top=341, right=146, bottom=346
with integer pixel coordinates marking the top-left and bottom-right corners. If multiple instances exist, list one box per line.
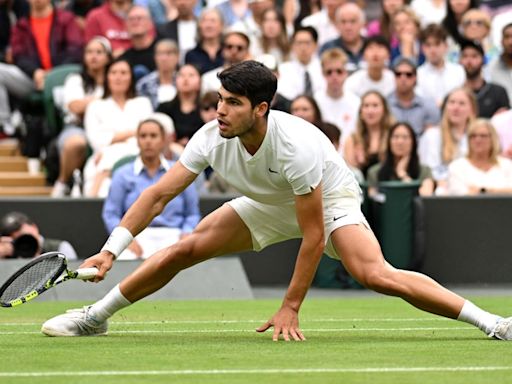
left=333, top=214, right=348, bottom=221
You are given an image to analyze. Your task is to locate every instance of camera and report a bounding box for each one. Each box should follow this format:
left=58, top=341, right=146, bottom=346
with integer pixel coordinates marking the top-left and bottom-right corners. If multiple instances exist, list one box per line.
left=12, top=234, right=39, bottom=259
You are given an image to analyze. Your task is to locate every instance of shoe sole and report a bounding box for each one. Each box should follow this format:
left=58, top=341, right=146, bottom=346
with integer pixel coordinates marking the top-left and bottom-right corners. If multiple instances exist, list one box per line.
left=41, top=326, right=108, bottom=337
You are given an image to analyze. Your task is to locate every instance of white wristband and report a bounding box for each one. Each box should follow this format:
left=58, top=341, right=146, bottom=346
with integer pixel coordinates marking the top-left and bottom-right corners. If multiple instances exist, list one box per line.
left=101, top=227, right=134, bottom=259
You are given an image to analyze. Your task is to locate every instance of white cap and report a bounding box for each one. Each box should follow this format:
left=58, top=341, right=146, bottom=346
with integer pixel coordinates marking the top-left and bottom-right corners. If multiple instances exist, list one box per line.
left=145, top=113, right=175, bottom=134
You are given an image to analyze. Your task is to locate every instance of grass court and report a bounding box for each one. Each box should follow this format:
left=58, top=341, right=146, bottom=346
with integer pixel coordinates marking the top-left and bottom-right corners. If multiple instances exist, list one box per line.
left=1, top=295, right=511, bottom=384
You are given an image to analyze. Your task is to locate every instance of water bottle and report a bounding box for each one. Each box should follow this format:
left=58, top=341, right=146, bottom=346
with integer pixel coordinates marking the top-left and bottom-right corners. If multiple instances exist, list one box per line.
left=70, top=169, right=82, bottom=198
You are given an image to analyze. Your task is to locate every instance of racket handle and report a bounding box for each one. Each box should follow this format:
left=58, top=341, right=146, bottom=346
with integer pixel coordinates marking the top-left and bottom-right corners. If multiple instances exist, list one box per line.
left=75, top=267, right=99, bottom=280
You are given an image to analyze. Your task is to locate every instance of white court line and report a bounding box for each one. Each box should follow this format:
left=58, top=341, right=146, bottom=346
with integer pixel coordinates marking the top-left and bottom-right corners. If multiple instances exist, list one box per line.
left=0, top=326, right=473, bottom=335
left=0, top=318, right=450, bottom=326
left=0, top=366, right=510, bottom=377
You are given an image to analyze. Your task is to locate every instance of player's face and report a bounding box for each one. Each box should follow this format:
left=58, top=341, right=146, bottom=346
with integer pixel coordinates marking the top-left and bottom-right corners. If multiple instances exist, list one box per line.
left=216, top=87, right=260, bottom=139
left=137, top=121, right=166, bottom=159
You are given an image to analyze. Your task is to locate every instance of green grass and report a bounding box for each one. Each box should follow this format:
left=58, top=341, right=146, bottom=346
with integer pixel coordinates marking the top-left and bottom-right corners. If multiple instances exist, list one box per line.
left=1, top=296, right=512, bottom=384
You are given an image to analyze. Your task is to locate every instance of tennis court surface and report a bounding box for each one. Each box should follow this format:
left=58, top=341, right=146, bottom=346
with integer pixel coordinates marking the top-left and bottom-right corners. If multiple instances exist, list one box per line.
left=1, top=295, right=511, bottom=384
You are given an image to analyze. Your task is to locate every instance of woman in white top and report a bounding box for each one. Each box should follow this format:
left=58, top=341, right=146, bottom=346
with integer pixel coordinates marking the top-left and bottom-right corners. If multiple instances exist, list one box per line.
left=52, top=37, right=112, bottom=197
left=419, top=87, right=477, bottom=192
left=447, top=119, right=512, bottom=195
left=83, top=58, right=153, bottom=197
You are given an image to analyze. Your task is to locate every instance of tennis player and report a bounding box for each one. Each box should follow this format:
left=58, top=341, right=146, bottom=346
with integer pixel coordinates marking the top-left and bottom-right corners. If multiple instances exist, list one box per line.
left=42, top=61, right=511, bottom=341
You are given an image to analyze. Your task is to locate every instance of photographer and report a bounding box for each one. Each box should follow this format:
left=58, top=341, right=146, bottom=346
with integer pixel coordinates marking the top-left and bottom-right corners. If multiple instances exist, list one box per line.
left=0, top=212, right=77, bottom=259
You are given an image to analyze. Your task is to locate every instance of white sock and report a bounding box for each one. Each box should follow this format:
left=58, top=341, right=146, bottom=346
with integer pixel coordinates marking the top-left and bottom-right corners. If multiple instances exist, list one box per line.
left=88, top=284, right=131, bottom=322
left=457, top=300, right=501, bottom=335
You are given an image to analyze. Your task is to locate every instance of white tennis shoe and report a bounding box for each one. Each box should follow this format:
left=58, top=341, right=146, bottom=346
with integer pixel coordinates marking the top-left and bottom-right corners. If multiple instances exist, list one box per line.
left=489, top=317, right=512, bottom=340
left=41, top=306, right=108, bottom=337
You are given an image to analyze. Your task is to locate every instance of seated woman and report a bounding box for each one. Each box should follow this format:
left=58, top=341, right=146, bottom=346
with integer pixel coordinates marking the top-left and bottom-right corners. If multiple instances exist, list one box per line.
left=83, top=58, right=153, bottom=197
left=446, top=119, right=512, bottom=195
left=419, top=87, right=477, bottom=193
left=52, top=36, right=112, bottom=197
left=289, top=94, right=324, bottom=128
left=102, top=114, right=201, bottom=260
left=367, top=121, right=435, bottom=197
left=344, top=90, right=395, bottom=178
left=390, top=6, right=425, bottom=66
left=157, top=64, right=203, bottom=148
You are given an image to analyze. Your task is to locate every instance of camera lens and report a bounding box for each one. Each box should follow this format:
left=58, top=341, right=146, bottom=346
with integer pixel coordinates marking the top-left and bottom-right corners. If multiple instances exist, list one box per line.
left=13, top=234, right=39, bottom=258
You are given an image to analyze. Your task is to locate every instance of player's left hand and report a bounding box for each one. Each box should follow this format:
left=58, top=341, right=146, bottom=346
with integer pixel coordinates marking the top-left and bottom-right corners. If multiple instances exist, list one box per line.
left=256, top=306, right=305, bottom=342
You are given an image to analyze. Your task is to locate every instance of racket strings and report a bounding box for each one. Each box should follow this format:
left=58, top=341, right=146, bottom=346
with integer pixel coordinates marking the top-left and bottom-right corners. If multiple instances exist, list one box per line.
left=0, top=258, right=64, bottom=302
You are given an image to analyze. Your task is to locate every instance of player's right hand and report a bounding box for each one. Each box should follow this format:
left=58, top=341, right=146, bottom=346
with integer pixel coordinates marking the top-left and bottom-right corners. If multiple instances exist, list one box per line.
left=79, top=251, right=114, bottom=283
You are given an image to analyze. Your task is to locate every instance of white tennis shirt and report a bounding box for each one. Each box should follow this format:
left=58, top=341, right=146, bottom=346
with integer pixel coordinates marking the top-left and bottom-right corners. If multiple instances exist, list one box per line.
left=180, top=110, right=361, bottom=205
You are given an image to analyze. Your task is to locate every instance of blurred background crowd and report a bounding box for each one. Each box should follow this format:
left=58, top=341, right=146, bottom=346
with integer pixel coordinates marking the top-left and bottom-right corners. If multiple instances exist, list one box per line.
left=1, top=0, right=512, bottom=257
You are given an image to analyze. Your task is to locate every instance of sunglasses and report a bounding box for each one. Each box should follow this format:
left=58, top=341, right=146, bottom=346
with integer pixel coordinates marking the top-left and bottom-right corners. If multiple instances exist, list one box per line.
left=324, top=68, right=345, bottom=76
left=394, top=71, right=415, bottom=78
left=224, top=44, right=247, bottom=52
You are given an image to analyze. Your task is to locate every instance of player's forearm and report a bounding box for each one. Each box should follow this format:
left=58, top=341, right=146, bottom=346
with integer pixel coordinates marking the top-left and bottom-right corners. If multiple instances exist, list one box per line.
left=282, top=237, right=324, bottom=312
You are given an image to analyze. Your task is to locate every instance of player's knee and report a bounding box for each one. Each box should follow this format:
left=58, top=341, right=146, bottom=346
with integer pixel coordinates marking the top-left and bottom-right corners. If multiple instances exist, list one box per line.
left=158, top=240, right=195, bottom=270
left=361, top=268, right=395, bottom=294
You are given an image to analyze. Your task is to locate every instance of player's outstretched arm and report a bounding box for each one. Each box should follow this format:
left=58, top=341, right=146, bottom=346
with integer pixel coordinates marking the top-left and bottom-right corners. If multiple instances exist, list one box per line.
left=257, top=185, right=325, bottom=341
left=80, top=161, right=198, bottom=281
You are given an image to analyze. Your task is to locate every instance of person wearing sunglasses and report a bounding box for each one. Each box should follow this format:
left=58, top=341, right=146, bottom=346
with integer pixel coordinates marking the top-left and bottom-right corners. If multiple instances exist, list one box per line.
left=388, top=56, right=440, bottom=137
left=314, top=47, right=360, bottom=149
left=446, top=119, right=512, bottom=195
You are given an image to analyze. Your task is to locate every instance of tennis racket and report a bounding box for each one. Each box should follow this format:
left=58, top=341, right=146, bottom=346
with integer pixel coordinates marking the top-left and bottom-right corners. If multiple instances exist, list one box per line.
left=0, top=252, right=98, bottom=308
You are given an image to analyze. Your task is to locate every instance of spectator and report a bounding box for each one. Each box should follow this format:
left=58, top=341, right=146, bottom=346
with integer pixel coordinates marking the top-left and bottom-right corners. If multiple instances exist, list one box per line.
left=201, top=30, right=250, bottom=95
left=367, top=0, right=406, bottom=49
left=83, top=58, right=153, bottom=197
left=460, top=9, right=500, bottom=64
left=489, top=23, right=512, bottom=102
left=441, top=0, right=479, bottom=62
left=459, top=39, right=510, bottom=118
left=301, top=0, right=345, bottom=47
left=388, top=56, right=440, bottom=137
left=119, top=6, right=158, bottom=81
left=142, top=0, right=178, bottom=26
left=290, top=94, right=324, bottom=128
left=7, top=0, right=84, bottom=168
left=418, top=87, right=477, bottom=191
left=102, top=114, right=200, bottom=260
left=314, top=48, right=360, bottom=148
left=284, top=0, right=321, bottom=30
left=0, top=0, right=29, bottom=62
left=277, top=26, right=325, bottom=101
left=390, top=6, right=425, bottom=66
left=67, top=0, right=102, bottom=30
left=410, top=0, right=446, bottom=28
left=84, top=0, right=132, bottom=57
left=367, top=121, right=435, bottom=197
left=257, top=54, right=291, bottom=112
left=231, top=0, right=275, bottom=51
left=491, top=108, right=512, bottom=159
left=215, top=0, right=250, bottom=28
left=417, top=23, right=466, bottom=107
left=185, top=8, right=224, bottom=75
left=157, top=0, right=198, bottom=59
left=319, top=2, right=366, bottom=74
left=157, top=64, right=203, bottom=147
left=343, top=36, right=395, bottom=97
left=252, top=8, right=290, bottom=65
left=446, top=118, right=512, bottom=195
left=0, top=211, right=77, bottom=260
left=344, top=90, right=395, bottom=177
left=52, top=36, right=113, bottom=198
left=136, top=39, right=179, bottom=109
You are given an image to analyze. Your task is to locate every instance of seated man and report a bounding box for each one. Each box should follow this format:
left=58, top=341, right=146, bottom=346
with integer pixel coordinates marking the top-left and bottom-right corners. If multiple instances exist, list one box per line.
left=0, top=211, right=77, bottom=259
left=102, top=113, right=201, bottom=259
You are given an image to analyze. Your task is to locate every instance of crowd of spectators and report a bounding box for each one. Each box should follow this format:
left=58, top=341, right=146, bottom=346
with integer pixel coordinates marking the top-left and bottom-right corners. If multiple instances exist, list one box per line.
left=1, top=0, right=512, bottom=204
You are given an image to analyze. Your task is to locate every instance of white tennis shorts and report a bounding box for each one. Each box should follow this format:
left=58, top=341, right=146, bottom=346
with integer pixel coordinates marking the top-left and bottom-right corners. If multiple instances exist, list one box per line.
left=227, top=193, right=369, bottom=260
